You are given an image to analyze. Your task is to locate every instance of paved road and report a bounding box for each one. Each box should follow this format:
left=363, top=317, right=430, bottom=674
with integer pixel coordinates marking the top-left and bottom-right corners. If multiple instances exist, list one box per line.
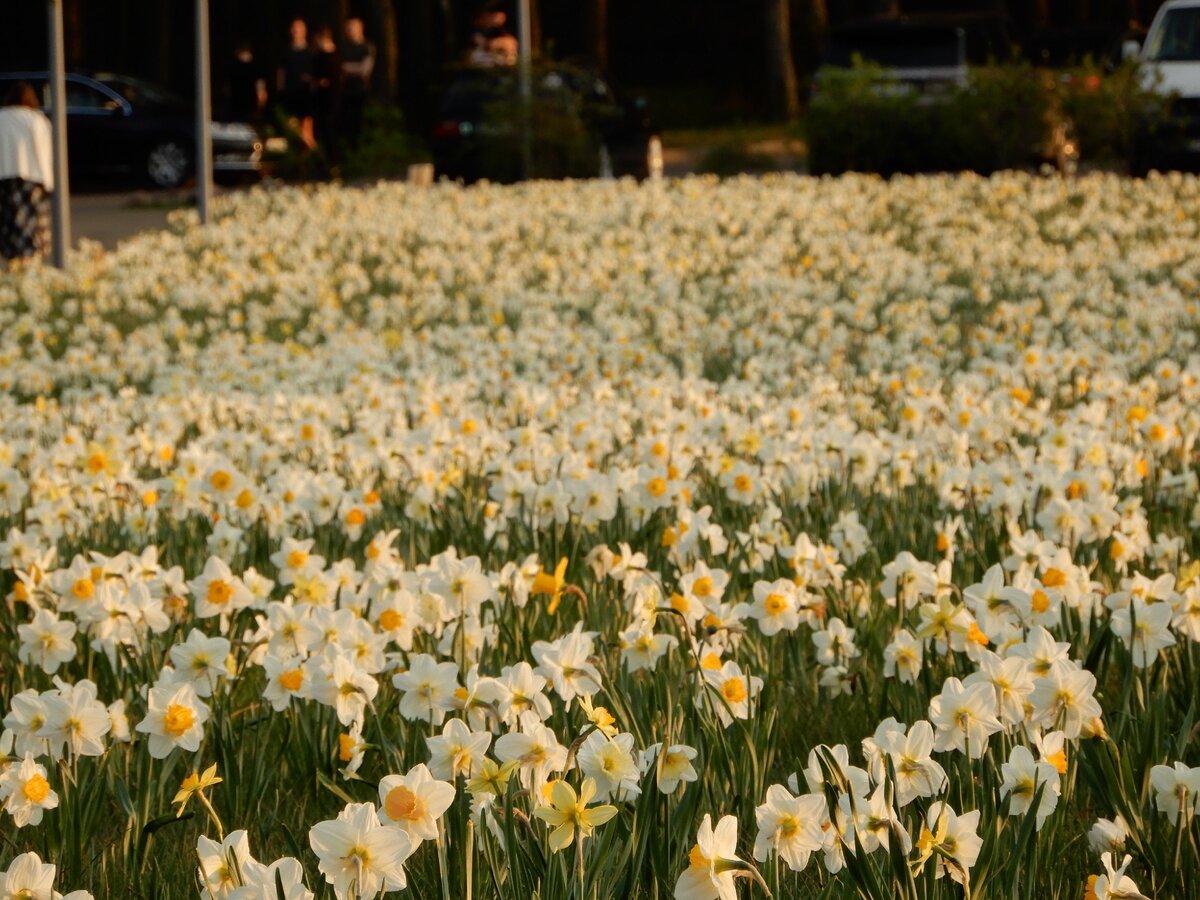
left=71, top=192, right=181, bottom=250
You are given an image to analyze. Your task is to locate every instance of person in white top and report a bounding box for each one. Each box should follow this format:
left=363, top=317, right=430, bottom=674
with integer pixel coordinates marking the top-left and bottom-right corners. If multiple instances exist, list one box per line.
left=0, top=82, right=54, bottom=262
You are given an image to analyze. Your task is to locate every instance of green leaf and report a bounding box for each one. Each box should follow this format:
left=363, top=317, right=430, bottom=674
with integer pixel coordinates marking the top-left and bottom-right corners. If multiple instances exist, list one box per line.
left=315, top=770, right=357, bottom=806
left=141, top=810, right=194, bottom=837
left=111, top=775, right=136, bottom=818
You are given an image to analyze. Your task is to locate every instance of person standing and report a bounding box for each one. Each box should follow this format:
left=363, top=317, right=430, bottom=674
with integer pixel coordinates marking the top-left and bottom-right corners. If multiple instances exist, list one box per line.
left=0, top=82, right=54, bottom=264
left=228, top=41, right=268, bottom=124
left=278, top=18, right=316, bottom=149
left=312, top=25, right=341, bottom=157
left=339, top=17, right=375, bottom=150
left=470, top=8, right=518, bottom=67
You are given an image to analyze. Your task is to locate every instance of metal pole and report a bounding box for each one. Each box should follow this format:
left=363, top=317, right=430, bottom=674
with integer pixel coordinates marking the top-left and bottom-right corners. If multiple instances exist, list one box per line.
left=47, top=0, right=71, bottom=267
left=195, top=0, right=213, bottom=223
left=517, top=0, right=532, bottom=179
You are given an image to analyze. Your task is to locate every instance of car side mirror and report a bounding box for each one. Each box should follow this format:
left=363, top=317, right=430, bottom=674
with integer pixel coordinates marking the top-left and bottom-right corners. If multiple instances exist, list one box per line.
left=1122, top=39, right=1141, bottom=61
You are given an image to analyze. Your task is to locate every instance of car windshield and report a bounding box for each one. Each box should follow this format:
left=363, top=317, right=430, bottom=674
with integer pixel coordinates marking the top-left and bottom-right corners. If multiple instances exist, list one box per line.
left=95, top=74, right=184, bottom=108
left=824, top=26, right=966, bottom=68
left=1145, top=7, right=1200, bottom=61
left=66, top=80, right=121, bottom=110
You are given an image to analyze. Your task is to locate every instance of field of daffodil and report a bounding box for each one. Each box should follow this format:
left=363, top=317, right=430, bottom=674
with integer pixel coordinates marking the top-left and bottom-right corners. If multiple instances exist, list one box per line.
left=2, top=172, right=1199, bottom=900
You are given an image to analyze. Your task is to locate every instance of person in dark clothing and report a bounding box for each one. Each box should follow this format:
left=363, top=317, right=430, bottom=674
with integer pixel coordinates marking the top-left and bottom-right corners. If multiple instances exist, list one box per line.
left=227, top=41, right=267, bottom=124
left=278, top=18, right=315, bottom=149
left=339, top=17, right=375, bottom=149
left=312, top=25, right=341, bottom=159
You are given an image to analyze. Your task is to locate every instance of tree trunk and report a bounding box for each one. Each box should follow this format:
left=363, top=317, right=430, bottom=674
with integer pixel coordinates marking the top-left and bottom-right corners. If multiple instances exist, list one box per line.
left=765, top=0, right=800, bottom=123
left=808, top=0, right=827, bottom=30
left=1033, top=0, right=1051, bottom=28
left=65, top=0, right=85, bottom=67
left=590, top=0, right=609, bottom=73
left=792, top=0, right=828, bottom=78
left=530, top=0, right=543, bottom=55
left=372, top=0, right=401, bottom=100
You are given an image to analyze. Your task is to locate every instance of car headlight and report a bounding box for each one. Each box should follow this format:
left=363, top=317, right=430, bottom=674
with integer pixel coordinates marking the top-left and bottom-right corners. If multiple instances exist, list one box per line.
left=210, top=122, right=258, bottom=142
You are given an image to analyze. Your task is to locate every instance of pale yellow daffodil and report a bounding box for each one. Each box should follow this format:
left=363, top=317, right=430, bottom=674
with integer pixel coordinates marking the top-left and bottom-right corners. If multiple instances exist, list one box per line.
left=532, top=777, right=617, bottom=852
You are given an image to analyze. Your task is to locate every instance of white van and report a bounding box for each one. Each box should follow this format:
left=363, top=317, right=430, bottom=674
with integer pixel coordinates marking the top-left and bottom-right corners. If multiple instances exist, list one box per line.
left=1139, top=0, right=1200, bottom=165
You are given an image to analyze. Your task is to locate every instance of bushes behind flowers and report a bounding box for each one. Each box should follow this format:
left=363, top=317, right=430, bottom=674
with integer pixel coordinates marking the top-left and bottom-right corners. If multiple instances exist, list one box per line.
left=269, top=105, right=429, bottom=182
left=1057, top=60, right=1175, bottom=171
left=340, top=105, right=430, bottom=181
left=807, top=59, right=1169, bottom=175
left=473, top=89, right=599, bottom=182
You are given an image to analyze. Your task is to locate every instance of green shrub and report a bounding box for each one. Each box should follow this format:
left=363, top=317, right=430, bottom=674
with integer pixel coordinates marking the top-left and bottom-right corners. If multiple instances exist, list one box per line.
left=262, top=104, right=427, bottom=183
left=428, top=64, right=605, bottom=183
left=943, top=65, right=1053, bottom=173
left=806, top=61, right=934, bottom=176
left=1055, top=59, right=1174, bottom=170
left=475, top=89, right=600, bottom=182
left=808, top=61, right=1060, bottom=175
left=262, top=108, right=331, bottom=182
left=806, top=60, right=1162, bottom=175
left=340, top=104, right=429, bottom=181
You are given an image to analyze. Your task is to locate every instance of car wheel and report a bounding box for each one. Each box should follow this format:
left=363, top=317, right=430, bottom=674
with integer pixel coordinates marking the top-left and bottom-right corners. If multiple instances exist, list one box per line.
left=146, top=139, right=191, bottom=189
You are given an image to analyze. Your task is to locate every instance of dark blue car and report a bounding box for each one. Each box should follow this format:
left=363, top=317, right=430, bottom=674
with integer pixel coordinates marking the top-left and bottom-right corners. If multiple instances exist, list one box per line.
left=0, top=71, right=262, bottom=188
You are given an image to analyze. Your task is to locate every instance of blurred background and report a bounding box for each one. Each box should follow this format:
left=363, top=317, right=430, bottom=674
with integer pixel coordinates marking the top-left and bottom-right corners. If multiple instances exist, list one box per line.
left=1, top=1, right=1164, bottom=131
left=3, top=0, right=1191, bottom=250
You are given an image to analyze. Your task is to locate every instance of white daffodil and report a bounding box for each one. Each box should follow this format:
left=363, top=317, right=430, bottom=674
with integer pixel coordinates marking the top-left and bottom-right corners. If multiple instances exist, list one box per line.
left=308, top=802, right=414, bottom=900
left=377, top=763, right=456, bottom=843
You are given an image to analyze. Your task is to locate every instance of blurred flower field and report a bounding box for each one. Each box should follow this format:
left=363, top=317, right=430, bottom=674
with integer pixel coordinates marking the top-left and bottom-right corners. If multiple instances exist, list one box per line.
left=1, top=173, right=1199, bottom=899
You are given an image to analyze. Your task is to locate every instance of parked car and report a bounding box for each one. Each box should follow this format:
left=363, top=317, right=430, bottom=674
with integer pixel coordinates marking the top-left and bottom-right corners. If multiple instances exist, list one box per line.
left=431, top=65, right=660, bottom=182
left=1135, top=0, right=1200, bottom=170
left=0, top=71, right=262, bottom=188
left=816, top=13, right=1015, bottom=102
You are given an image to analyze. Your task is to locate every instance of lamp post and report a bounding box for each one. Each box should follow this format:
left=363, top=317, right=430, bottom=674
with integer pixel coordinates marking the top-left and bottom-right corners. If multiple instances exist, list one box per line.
left=517, top=0, right=532, bottom=179
left=195, top=0, right=213, bottom=223
left=47, top=0, right=71, bottom=267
